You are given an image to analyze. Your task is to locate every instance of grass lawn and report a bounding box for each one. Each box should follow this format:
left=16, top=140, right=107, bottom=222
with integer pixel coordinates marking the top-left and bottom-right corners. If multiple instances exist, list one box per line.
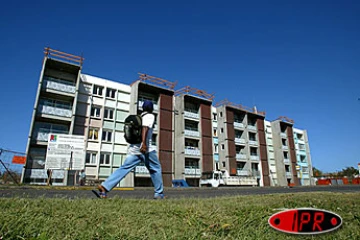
left=0, top=192, right=359, bottom=239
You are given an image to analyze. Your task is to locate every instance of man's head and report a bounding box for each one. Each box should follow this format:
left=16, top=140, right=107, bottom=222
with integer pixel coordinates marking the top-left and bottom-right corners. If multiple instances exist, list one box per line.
left=142, top=100, right=154, bottom=113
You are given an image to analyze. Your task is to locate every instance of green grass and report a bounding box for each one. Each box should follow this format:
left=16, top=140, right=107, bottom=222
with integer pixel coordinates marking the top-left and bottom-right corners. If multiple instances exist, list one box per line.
left=0, top=192, right=359, bottom=239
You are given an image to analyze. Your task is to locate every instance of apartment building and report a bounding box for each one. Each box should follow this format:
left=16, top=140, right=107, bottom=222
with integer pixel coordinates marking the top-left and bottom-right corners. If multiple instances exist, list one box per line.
left=23, top=48, right=313, bottom=187
left=75, top=74, right=131, bottom=186
left=173, top=87, right=214, bottom=186
left=215, top=100, right=271, bottom=186
left=271, top=117, right=299, bottom=186
left=23, top=49, right=83, bottom=183
left=265, top=120, right=278, bottom=186
left=293, top=128, right=313, bottom=186
left=129, top=74, right=176, bottom=187
left=212, top=106, right=220, bottom=170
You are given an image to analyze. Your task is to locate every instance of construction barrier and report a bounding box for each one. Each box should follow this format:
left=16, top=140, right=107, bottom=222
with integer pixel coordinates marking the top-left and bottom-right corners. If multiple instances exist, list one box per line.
left=352, top=178, right=360, bottom=185
left=0, top=148, right=25, bottom=185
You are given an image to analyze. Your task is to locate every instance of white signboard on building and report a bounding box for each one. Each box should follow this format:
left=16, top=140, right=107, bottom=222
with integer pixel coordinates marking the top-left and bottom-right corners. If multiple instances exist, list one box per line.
left=45, top=134, right=85, bottom=170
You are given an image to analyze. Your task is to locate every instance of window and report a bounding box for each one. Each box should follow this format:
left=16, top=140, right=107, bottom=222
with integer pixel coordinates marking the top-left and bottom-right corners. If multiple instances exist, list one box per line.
left=213, top=128, right=217, bottom=136
left=213, top=113, right=217, bottom=121
left=221, top=128, right=224, bottom=133
left=106, top=88, right=116, bottom=98
left=222, top=162, right=226, bottom=168
left=221, top=144, right=225, bottom=150
left=185, top=158, right=199, bottom=168
left=282, top=139, right=287, bottom=146
left=104, top=108, right=114, bottom=120
left=251, top=163, right=258, bottom=171
left=88, top=128, right=99, bottom=140
left=214, top=144, right=218, bottom=153
left=249, top=132, right=256, bottom=141
left=250, top=147, right=257, bottom=156
left=86, top=152, right=97, bottom=164
left=100, top=153, right=111, bottom=165
left=91, top=106, right=101, bottom=118
left=237, top=162, right=245, bottom=170
left=102, top=130, right=112, bottom=142
left=220, top=112, right=223, bottom=117
left=93, top=85, right=103, bottom=96
left=284, top=152, right=289, bottom=159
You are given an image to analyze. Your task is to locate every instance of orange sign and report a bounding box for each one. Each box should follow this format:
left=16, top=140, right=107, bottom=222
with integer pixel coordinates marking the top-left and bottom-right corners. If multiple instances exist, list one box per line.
left=12, top=156, right=26, bottom=164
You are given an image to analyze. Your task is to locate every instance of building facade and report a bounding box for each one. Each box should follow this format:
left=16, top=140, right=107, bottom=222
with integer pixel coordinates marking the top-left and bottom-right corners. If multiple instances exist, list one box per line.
left=23, top=48, right=313, bottom=187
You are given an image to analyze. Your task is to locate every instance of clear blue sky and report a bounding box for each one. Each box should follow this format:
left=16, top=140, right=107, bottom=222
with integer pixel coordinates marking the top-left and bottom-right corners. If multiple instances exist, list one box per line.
left=0, top=0, right=359, bottom=173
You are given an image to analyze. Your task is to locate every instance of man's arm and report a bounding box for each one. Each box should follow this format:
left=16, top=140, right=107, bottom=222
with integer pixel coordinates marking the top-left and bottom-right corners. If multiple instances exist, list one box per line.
left=140, top=126, right=149, bottom=153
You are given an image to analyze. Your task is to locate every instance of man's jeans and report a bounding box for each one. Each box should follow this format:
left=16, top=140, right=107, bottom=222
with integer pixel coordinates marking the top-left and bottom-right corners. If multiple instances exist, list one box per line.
left=101, top=151, right=164, bottom=197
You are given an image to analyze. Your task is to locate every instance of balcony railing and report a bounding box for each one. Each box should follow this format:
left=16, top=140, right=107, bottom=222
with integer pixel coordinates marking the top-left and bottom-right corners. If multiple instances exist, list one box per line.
left=237, top=169, right=251, bottom=176
left=38, top=105, right=72, bottom=118
left=280, top=132, right=287, bottom=138
left=184, top=129, right=200, bottom=137
left=235, top=138, right=246, bottom=144
left=214, top=154, right=219, bottom=161
left=250, top=155, right=259, bottom=161
left=185, top=147, right=201, bottom=156
left=252, top=170, right=260, bottom=177
left=213, top=137, right=218, bottom=144
left=33, top=128, right=68, bottom=142
left=247, top=125, right=257, bottom=131
left=248, top=140, right=258, bottom=146
left=184, top=111, right=199, bottom=119
left=236, top=154, right=247, bottom=160
left=135, top=166, right=149, bottom=174
left=284, top=158, right=290, bottom=164
left=43, top=77, right=76, bottom=94
left=298, top=145, right=306, bottom=151
left=234, top=122, right=244, bottom=128
left=184, top=168, right=201, bottom=175
left=282, top=145, right=289, bottom=150
left=286, top=172, right=292, bottom=178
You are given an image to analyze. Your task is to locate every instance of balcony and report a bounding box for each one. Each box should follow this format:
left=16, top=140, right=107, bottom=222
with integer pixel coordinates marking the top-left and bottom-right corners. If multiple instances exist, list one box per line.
left=184, top=111, right=199, bottom=120
left=250, top=155, right=259, bottom=161
left=214, top=154, right=219, bottom=162
left=235, top=138, right=246, bottom=144
left=135, top=166, right=150, bottom=174
left=184, top=147, right=201, bottom=156
left=282, top=145, right=288, bottom=151
left=43, top=77, right=76, bottom=94
left=237, top=169, right=250, bottom=176
left=33, top=128, right=68, bottom=142
left=247, top=125, right=257, bottom=131
left=213, top=137, right=218, bottom=144
left=248, top=140, right=258, bottom=146
left=286, top=172, right=292, bottom=178
left=280, top=132, right=287, bottom=138
left=284, top=158, right=290, bottom=164
left=236, top=154, right=247, bottom=160
left=38, top=105, right=72, bottom=118
left=234, top=122, right=244, bottom=129
left=184, top=168, right=201, bottom=176
left=184, top=129, right=200, bottom=138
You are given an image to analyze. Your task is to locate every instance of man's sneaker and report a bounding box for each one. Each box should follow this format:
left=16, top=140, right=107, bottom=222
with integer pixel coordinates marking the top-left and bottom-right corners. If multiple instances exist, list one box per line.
left=154, top=193, right=166, bottom=199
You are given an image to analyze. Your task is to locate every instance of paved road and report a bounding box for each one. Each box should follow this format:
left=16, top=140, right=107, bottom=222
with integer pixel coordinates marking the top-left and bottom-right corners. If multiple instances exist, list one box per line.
left=0, top=185, right=359, bottom=199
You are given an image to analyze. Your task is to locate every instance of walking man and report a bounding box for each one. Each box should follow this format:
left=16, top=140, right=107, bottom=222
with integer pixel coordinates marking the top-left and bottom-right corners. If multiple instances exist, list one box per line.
left=92, top=100, right=165, bottom=199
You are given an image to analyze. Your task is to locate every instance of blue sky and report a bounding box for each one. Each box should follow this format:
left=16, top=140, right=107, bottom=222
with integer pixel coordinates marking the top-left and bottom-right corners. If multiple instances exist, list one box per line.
left=0, top=0, right=359, bottom=172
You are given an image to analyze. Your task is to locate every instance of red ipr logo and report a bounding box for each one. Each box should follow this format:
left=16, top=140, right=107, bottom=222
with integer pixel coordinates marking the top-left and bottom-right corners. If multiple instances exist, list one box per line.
left=268, top=208, right=342, bottom=234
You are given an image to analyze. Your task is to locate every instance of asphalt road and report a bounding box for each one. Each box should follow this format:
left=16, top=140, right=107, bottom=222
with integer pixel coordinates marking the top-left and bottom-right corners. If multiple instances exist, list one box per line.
left=0, top=185, right=359, bottom=199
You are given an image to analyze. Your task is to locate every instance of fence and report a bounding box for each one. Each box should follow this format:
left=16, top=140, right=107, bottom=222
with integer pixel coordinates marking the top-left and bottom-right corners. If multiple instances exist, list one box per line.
left=0, top=148, right=26, bottom=185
